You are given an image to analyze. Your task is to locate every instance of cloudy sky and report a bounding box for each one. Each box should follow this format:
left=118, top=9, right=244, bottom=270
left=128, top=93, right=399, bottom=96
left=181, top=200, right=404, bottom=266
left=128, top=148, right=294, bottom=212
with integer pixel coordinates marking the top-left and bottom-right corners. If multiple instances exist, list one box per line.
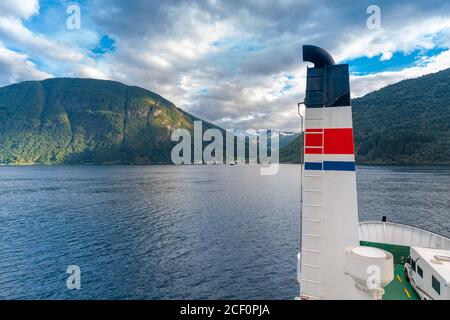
left=1, top=0, right=450, bottom=131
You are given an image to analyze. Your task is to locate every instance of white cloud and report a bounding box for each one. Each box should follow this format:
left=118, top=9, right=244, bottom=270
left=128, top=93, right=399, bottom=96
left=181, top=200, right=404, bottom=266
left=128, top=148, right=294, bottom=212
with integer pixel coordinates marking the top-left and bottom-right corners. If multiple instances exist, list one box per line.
left=0, top=16, right=84, bottom=62
left=75, top=64, right=109, bottom=80
left=95, top=1, right=450, bottom=130
left=333, top=16, right=450, bottom=63
left=0, top=41, right=51, bottom=86
left=0, top=0, right=108, bottom=83
left=0, top=0, right=39, bottom=19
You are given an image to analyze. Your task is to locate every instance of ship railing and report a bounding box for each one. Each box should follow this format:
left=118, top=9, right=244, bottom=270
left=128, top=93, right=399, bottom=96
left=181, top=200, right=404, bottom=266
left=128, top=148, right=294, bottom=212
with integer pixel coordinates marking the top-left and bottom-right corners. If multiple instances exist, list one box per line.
left=358, top=221, right=450, bottom=251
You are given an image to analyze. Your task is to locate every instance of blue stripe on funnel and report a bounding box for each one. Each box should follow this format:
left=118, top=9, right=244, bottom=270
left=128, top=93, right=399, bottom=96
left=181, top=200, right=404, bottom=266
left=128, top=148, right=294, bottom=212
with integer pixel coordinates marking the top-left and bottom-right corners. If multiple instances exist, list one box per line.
left=305, top=161, right=355, bottom=171
left=304, top=162, right=323, bottom=170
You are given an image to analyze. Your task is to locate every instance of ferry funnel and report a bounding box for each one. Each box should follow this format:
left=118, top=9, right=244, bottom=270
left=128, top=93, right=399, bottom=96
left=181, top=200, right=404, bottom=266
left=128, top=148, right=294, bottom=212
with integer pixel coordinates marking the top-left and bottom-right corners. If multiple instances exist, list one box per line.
left=298, top=45, right=370, bottom=300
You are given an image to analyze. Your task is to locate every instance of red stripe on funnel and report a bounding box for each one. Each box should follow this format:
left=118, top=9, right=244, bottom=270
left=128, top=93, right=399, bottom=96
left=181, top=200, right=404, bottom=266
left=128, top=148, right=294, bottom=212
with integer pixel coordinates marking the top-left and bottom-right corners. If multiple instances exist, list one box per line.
left=305, top=128, right=354, bottom=154
left=305, top=132, right=323, bottom=147
left=305, top=147, right=323, bottom=154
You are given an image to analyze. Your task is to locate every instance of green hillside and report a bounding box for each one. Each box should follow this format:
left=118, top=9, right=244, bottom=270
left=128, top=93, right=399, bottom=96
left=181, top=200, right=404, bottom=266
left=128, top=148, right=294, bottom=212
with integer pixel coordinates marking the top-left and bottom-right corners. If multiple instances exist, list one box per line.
left=0, top=78, right=220, bottom=164
left=279, top=134, right=303, bottom=163
left=280, top=68, right=450, bottom=164
left=2, top=69, right=449, bottom=165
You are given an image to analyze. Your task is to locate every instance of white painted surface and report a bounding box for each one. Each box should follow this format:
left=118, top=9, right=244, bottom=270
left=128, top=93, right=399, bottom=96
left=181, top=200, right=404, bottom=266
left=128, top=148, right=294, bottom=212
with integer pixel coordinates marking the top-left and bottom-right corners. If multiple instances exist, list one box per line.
left=299, top=105, right=370, bottom=300
left=304, top=154, right=355, bottom=163
left=305, top=106, right=353, bottom=129
left=352, top=246, right=387, bottom=259
left=345, top=246, right=394, bottom=291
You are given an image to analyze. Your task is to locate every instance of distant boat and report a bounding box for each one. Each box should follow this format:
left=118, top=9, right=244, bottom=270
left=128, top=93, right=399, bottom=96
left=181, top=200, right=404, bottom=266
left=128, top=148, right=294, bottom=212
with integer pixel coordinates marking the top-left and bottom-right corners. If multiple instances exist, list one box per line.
left=296, top=45, right=450, bottom=301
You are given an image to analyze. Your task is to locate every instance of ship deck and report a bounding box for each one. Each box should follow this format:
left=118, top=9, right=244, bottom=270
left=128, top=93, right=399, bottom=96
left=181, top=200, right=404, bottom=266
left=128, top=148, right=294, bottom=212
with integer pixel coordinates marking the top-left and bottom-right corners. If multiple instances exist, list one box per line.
left=360, top=241, right=420, bottom=300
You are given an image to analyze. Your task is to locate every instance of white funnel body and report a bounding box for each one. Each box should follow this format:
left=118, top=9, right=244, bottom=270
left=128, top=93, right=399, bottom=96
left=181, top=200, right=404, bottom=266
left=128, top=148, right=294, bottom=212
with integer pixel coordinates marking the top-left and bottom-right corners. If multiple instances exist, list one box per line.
left=299, top=106, right=366, bottom=299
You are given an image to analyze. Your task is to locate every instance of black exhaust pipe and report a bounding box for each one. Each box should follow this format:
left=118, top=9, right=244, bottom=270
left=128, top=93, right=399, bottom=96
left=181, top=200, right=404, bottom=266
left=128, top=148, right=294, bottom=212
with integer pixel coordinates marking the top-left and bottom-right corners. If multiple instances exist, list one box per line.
left=302, top=45, right=350, bottom=108
left=302, top=45, right=335, bottom=67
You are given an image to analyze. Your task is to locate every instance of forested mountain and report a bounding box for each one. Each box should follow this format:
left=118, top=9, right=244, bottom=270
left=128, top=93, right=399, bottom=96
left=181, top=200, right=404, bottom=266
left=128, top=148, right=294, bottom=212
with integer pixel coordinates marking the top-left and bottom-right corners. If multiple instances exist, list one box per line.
left=0, top=78, right=220, bottom=164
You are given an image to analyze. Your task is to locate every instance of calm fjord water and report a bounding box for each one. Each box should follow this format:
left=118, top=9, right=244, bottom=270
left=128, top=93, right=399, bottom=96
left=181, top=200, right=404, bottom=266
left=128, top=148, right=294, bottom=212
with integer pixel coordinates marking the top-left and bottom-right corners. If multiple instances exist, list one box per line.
left=0, top=164, right=449, bottom=299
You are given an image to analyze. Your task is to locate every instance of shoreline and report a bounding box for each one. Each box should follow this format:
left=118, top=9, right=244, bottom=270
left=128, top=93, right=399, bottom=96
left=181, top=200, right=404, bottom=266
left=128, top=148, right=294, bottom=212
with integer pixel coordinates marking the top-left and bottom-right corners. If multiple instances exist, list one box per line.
left=2, top=162, right=450, bottom=167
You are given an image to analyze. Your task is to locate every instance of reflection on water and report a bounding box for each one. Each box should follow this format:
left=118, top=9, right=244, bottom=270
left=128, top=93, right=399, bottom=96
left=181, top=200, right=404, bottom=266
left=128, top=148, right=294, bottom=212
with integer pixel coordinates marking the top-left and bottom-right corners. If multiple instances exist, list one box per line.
left=357, top=165, right=450, bottom=237
left=0, top=164, right=448, bottom=299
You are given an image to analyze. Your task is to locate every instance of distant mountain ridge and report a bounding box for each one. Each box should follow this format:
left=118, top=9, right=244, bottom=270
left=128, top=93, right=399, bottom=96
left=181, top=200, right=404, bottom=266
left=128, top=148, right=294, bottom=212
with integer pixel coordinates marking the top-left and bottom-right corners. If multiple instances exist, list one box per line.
left=0, top=78, right=221, bottom=164
left=2, top=68, right=449, bottom=165
left=280, top=68, right=450, bottom=164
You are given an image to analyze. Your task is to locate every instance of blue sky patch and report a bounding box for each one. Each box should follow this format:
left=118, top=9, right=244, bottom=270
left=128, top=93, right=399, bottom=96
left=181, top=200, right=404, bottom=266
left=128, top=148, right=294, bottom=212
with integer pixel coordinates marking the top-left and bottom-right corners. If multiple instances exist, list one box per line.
left=91, top=35, right=116, bottom=56
left=282, top=84, right=293, bottom=92
left=346, top=47, right=448, bottom=75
